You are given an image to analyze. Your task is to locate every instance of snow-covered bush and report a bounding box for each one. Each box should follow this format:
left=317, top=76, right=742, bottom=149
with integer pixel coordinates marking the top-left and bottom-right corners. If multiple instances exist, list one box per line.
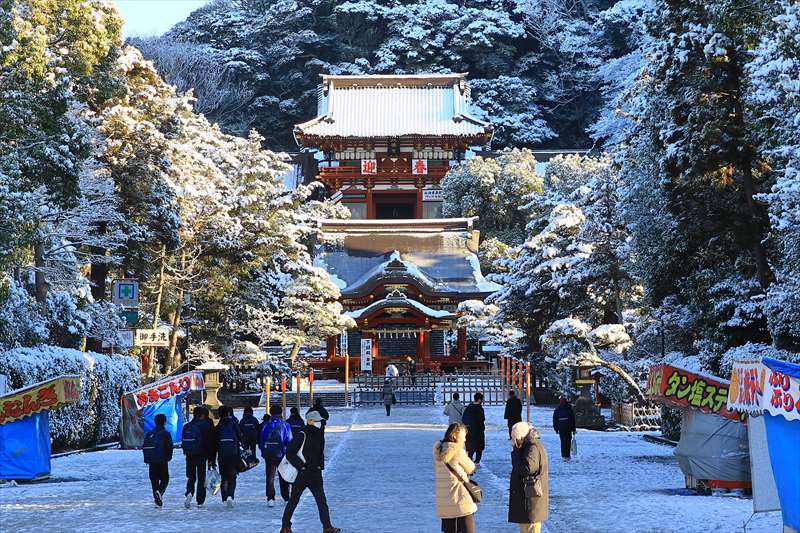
left=0, top=276, right=47, bottom=348
left=0, top=346, right=139, bottom=449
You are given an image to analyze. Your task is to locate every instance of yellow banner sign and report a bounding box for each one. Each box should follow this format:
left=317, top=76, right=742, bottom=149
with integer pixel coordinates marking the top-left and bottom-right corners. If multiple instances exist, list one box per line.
left=0, top=376, right=81, bottom=425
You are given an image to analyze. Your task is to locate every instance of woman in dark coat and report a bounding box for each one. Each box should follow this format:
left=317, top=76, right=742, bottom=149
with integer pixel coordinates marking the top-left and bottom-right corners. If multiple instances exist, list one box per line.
left=461, top=393, right=485, bottom=465
left=508, top=422, right=549, bottom=533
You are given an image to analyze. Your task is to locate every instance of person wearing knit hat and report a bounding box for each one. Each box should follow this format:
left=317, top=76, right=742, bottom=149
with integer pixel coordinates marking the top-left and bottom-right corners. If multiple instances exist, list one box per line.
left=280, top=408, right=340, bottom=533
left=508, top=422, right=549, bottom=533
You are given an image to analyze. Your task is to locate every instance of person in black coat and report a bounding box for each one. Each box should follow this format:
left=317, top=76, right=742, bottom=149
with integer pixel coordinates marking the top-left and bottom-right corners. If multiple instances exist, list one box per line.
left=182, top=406, right=215, bottom=508
left=504, top=390, right=523, bottom=438
left=461, top=392, right=486, bottom=466
left=552, top=398, right=576, bottom=461
left=144, top=413, right=173, bottom=508
left=306, top=398, right=330, bottom=429
left=286, top=407, right=305, bottom=437
left=238, top=406, right=260, bottom=455
left=281, top=411, right=340, bottom=533
left=213, top=405, right=244, bottom=506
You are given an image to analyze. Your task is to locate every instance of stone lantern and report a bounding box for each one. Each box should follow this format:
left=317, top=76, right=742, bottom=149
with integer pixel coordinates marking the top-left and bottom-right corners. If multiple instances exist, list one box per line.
left=196, top=360, right=229, bottom=420
left=573, top=363, right=606, bottom=429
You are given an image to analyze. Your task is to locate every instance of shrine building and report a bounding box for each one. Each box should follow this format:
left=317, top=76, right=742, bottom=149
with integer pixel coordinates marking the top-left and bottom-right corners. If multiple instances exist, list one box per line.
left=296, top=73, right=499, bottom=375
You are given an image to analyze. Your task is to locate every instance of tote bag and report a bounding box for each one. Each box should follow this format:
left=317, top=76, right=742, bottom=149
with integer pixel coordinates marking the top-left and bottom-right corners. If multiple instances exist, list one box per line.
left=277, top=432, right=306, bottom=483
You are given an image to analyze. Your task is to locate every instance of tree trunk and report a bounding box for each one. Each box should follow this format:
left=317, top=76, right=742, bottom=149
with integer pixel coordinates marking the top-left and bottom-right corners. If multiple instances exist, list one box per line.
left=34, top=241, right=48, bottom=304
left=289, top=341, right=302, bottom=370
left=145, top=245, right=167, bottom=377
left=166, top=290, right=183, bottom=373
left=600, top=360, right=646, bottom=403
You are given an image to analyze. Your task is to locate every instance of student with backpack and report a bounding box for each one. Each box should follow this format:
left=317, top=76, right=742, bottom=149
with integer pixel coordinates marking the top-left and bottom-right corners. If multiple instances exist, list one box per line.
left=239, top=406, right=260, bottom=455
left=142, top=413, right=173, bottom=508
left=182, top=406, right=214, bottom=509
left=213, top=405, right=244, bottom=508
left=259, top=404, right=293, bottom=506
left=286, top=407, right=304, bottom=437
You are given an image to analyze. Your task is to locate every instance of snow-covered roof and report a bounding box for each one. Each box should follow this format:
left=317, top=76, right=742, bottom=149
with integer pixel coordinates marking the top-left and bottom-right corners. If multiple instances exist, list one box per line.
left=346, top=289, right=456, bottom=320
left=316, top=219, right=501, bottom=298
left=294, top=74, right=493, bottom=142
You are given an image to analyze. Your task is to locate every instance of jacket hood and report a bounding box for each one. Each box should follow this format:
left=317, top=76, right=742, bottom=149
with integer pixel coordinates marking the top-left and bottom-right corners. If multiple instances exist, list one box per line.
left=433, top=440, right=464, bottom=463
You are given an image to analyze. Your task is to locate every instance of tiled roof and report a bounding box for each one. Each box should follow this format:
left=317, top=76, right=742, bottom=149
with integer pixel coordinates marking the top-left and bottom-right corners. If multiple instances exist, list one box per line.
left=295, top=74, right=492, bottom=141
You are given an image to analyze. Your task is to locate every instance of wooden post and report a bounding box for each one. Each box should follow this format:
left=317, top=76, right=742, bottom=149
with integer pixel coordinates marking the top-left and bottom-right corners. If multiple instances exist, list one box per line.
left=296, top=374, right=301, bottom=409
left=526, top=362, right=532, bottom=423
left=345, top=351, right=350, bottom=407
left=309, top=368, right=315, bottom=407
left=281, top=377, right=287, bottom=418
left=265, top=377, right=271, bottom=414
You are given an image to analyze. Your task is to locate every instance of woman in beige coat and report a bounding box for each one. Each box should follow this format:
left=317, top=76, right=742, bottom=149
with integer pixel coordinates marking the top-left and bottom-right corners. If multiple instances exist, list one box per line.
left=433, top=423, right=477, bottom=533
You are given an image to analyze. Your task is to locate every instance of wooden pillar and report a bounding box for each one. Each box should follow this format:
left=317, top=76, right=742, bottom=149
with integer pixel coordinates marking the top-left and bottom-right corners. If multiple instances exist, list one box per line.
left=416, top=185, right=423, bottom=218
left=366, top=181, right=375, bottom=219
left=326, top=336, right=336, bottom=360
left=457, top=327, right=467, bottom=360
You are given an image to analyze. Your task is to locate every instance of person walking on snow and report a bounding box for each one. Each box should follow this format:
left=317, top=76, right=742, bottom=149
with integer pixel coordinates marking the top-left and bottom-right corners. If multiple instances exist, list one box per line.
left=462, top=392, right=486, bottom=466
left=182, top=406, right=214, bottom=509
left=306, top=397, right=330, bottom=431
left=259, top=404, right=293, bottom=506
left=142, top=413, right=173, bottom=508
left=407, top=356, right=417, bottom=385
left=213, top=405, right=244, bottom=507
left=280, top=410, right=340, bottom=533
left=238, top=405, right=260, bottom=456
left=508, top=422, right=549, bottom=533
left=382, top=377, right=396, bottom=416
left=443, top=392, right=465, bottom=424
left=433, top=422, right=477, bottom=533
left=286, top=407, right=304, bottom=437
left=504, top=390, right=523, bottom=438
left=552, top=398, right=576, bottom=461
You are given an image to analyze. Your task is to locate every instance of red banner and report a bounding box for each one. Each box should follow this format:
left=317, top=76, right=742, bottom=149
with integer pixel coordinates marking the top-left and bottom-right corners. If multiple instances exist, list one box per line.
left=126, top=371, right=204, bottom=409
left=0, top=376, right=81, bottom=425
left=646, top=364, right=741, bottom=422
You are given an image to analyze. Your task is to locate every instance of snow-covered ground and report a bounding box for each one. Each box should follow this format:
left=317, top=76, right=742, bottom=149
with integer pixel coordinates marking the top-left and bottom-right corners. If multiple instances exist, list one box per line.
left=0, top=405, right=782, bottom=533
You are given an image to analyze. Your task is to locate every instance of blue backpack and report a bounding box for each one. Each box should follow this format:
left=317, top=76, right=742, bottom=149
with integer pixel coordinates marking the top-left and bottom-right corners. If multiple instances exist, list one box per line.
left=261, top=423, right=284, bottom=459
left=217, top=419, right=239, bottom=459
left=182, top=421, right=203, bottom=455
left=143, top=428, right=167, bottom=464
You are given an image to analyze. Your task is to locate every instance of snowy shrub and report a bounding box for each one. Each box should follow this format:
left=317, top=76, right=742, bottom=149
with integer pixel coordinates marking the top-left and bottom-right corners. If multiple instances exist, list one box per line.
left=0, top=276, right=48, bottom=348
left=0, top=346, right=139, bottom=449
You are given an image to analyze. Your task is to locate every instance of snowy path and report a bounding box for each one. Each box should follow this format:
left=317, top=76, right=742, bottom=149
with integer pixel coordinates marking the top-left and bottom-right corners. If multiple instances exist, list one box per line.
left=0, top=405, right=782, bottom=533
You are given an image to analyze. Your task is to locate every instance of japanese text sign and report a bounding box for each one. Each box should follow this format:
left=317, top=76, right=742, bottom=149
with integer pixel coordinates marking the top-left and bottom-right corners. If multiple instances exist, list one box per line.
left=361, top=159, right=377, bottom=175
left=727, top=361, right=767, bottom=414
left=412, top=159, right=428, bottom=175
left=134, top=328, right=170, bottom=347
left=360, top=338, right=373, bottom=371
left=647, top=364, right=741, bottom=421
left=0, top=376, right=81, bottom=425
left=763, top=357, right=800, bottom=422
left=126, top=371, right=204, bottom=409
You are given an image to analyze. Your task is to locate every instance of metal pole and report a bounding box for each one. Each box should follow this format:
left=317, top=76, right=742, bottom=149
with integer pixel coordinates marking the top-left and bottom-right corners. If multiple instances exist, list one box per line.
left=281, top=377, right=286, bottom=418
left=296, top=374, right=301, bottom=409
left=526, top=362, right=531, bottom=423
left=309, top=368, right=314, bottom=407
left=265, top=378, right=271, bottom=414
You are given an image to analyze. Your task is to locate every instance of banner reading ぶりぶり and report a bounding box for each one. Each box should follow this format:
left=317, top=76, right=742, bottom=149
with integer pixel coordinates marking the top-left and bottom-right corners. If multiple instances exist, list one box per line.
left=763, top=357, right=800, bottom=421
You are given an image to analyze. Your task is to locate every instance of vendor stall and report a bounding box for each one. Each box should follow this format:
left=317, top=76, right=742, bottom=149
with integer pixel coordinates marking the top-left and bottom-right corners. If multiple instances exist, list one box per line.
left=0, top=376, right=81, bottom=480
left=647, top=364, right=750, bottom=493
left=120, top=371, right=204, bottom=449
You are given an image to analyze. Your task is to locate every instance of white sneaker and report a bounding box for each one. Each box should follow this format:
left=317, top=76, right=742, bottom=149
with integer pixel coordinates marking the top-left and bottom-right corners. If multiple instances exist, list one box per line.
left=225, top=499, right=234, bottom=509
left=197, top=503, right=204, bottom=509
left=268, top=499, right=275, bottom=508
left=184, top=493, right=192, bottom=509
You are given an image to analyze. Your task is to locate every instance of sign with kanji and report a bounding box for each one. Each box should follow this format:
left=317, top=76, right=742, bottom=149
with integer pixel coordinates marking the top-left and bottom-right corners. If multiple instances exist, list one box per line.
left=646, top=364, right=741, bottom=421
left=727, top=361, right=767, bottom=414
left=422, top=188, right=444, bottom=202
left=112, top=279, right=139, bottom=307
left=340, top=331, right=348, bottom=356
left=0, top=376, right=81, bottom=425
left=134, top=328, right=171, bottom=347
left=360, top=338, right=373, bottom=372
left=125, top=371, right=205, bottom=410
left=412, top=159, right=428, bottom=175
left=361, top=159, right=377, bottom=175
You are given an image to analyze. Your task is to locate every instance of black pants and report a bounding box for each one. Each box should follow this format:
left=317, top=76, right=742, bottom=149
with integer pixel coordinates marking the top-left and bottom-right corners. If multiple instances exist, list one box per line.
left=185, top=454, right=207, bottom=504
left=148, top=463, right=169, bottom=496
left=466, top=443, right=483, bottom=464
left=441, top=513, right=475, bottom=533
left=282, top=470, right=332, bottom=529
left=385, top=403, right=391, bottom=416
left=559, top=429, right=572, bottom=458
left=266, top=456, right=290, bottom=501
left=219, top=456, right=239, bottom=501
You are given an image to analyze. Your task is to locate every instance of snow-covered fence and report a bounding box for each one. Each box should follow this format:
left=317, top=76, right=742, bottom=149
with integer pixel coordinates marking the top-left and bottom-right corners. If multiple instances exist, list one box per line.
left=0, top=346, right=139, bottom=450
left=441, top=373, right=505, bottom=405
left=610, top=402, right=661, bottom=431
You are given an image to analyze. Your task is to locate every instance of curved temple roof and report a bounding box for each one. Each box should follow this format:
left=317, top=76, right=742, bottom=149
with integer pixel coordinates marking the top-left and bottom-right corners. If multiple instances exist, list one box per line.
left=294, top=74, right=493, bottom=143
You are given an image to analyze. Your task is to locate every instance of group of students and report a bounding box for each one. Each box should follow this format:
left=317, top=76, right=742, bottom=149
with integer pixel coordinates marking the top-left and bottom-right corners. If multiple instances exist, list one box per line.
left=141, top=398, right=341, bottom=533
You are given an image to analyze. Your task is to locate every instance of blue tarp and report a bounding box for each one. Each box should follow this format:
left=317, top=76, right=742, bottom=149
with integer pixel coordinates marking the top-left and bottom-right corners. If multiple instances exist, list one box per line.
left=763, top=356, right=800, bottom=531
left=141, top=395, right=185, bottom=444
left=0, top=411, right=51, bottom=480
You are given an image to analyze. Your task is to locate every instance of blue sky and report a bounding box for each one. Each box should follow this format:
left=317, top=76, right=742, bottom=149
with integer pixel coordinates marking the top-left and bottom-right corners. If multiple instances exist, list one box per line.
left=111, top=0, right=210, bottom=38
